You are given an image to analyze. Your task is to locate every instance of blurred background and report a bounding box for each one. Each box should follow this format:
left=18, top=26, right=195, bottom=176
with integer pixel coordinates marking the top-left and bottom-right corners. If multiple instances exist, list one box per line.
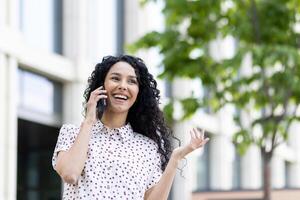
left=0, top=0, right=300, bottom=200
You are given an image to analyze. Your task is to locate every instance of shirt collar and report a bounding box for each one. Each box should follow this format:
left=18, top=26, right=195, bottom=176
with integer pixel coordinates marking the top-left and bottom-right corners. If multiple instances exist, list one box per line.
left=94, top=120, right=135, bottom=142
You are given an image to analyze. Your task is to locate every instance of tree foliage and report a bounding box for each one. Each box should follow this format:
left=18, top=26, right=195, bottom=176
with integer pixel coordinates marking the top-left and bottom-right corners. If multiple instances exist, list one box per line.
left=130, top=1, right=300, bottom=199
left=130, top=0, right=300, bottom=155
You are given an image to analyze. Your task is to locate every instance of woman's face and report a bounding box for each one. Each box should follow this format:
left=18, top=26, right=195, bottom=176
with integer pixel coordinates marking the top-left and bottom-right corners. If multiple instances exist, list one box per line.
left=104, top=61, right=139, bottom=114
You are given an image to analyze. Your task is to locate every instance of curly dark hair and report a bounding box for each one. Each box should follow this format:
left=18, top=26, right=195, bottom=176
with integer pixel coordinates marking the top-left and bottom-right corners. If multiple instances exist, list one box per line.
left=83, top=55, right=178, bottom=171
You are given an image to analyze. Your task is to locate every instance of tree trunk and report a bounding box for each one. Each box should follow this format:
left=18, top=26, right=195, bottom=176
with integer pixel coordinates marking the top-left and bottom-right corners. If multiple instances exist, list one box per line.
left=262, top=151, right=272, bottom=200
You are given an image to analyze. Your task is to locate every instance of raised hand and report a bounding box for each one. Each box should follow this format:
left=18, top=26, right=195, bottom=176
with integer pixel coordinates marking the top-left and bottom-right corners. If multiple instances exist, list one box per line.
left=85, top=86, right=107, bottom=124
left=172, top=128, right=209, bottom=161
left=188, top=128, right=209, bottom=150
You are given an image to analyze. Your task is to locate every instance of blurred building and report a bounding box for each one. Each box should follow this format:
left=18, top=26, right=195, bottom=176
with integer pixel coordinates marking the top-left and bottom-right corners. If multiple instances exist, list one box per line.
left=0, top=0, right=300, bottom=200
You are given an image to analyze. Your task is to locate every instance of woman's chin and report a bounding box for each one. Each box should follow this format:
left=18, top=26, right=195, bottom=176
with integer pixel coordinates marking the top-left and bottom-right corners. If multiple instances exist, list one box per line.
left=109, top=105, right=130, bottom=114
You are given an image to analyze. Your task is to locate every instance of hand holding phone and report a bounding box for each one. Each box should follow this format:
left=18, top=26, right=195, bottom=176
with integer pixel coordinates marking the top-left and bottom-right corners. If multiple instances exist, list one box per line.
left=96, top=86, right=107, bottom=119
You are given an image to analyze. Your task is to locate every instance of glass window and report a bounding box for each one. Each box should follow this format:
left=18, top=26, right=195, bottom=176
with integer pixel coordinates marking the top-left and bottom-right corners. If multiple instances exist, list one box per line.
left=87, top=0, right=118, bottom=62
left=18, top=68, right=62, bottom=114
left=17, top=119, right=61, bottom=200
left=19, top=69, right=55, bottom=114
left=18, top=68, right=63, bottom=126
left=19, top=0, right=63, bottom=54
left=116, top=0, right=124, bottom=55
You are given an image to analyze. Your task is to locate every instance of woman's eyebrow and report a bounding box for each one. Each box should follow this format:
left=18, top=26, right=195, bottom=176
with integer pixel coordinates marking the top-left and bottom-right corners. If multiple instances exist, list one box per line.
left=128, top=75, right=138, bottom=79
left=110, top=72, right=137, bottom=79
left=110, top=72, right=121, bottom=76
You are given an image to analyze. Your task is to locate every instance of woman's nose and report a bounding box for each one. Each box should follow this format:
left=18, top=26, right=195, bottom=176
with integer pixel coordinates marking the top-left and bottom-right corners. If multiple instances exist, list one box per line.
left=118, top=81, right=127, bottom=90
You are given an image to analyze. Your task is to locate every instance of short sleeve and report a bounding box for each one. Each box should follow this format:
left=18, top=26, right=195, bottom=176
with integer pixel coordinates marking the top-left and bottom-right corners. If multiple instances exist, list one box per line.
left=52, top=124, right=79, bottom=169
left=146, top=151, right=163, bottom=190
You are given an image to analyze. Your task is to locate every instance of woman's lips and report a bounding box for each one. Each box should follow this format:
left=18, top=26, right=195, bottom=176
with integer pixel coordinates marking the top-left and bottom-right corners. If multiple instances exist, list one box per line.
left=112, top=96, right=128, bottom=104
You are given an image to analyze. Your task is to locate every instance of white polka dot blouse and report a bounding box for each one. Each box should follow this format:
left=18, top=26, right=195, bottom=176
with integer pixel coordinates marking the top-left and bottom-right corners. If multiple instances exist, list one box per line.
left=52, top=120, right=162, bottom=200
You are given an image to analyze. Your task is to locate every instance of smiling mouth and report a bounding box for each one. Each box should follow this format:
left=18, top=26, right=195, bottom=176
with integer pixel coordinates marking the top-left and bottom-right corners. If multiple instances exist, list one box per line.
left=112, top=94, right=129, bottom=101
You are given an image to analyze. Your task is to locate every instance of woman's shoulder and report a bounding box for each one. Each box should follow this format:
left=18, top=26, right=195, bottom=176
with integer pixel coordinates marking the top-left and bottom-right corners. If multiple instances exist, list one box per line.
left=60, top=123, right=79, bottom=130
left=59, top=123, right=80, bottom=136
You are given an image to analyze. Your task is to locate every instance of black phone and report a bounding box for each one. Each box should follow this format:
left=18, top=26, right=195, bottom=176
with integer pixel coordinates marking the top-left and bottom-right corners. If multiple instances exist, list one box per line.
left=96, top=85, right=107, bottom=119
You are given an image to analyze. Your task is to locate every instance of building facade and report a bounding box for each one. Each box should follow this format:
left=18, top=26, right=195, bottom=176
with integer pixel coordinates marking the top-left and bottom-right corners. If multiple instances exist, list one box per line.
left=0, top=0, right=300, bottom=200
left=0, top=0, right=166, bottom=199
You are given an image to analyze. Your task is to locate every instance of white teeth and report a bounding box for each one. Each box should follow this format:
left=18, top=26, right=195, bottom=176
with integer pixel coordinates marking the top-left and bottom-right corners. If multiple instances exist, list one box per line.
left=113, top=94, right=128, bottom=100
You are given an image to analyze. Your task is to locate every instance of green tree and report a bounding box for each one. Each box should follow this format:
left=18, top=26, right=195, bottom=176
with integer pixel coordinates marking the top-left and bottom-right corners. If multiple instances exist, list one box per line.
left=130, top=1, right=300, bottom=200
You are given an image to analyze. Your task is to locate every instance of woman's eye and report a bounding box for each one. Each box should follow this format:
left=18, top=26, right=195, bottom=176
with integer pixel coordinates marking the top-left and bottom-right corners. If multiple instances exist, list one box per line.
left=128, top=79, right=137, bottom=84
left=111, top=77, right=119, bottom=81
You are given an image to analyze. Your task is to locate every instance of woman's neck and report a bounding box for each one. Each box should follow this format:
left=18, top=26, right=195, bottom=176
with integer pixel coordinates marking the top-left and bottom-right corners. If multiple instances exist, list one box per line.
left=100, top=111, right=127, bottom=129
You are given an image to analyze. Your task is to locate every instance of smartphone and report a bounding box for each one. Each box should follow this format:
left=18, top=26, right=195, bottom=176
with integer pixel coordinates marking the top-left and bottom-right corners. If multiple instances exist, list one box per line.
left=96, top=85, right=107, bottom=119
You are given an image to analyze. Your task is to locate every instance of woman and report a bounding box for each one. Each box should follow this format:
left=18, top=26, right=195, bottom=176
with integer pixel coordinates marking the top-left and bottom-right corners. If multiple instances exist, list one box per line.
left=52, top=55, right=209, bottom=200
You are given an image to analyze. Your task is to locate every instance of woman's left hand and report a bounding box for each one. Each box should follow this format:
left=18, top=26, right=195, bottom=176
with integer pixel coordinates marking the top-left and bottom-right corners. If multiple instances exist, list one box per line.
left=172, top=128, right=210, bottom=161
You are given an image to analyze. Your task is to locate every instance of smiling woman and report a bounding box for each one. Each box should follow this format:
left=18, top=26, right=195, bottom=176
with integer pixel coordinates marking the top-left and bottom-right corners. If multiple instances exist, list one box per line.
left=103, top=61, right=139, bottom=114
left=52, top=55, right=209, bottom=200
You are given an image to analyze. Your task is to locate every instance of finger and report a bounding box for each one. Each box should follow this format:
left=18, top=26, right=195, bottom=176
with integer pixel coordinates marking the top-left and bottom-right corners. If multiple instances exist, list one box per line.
left=97, top=86, right=107, bottom=92
left=190, top=129, right=196, bottom=139
left=193, top=128, right=200, bottom=139
left=196, top=128, right=204, bottom=140
left=95, top=94, right=107, bottom=101
left=196, top=128, right=204, bottom=139
left=201, top=129, right=205, bottom=140
left=202, top=138, right=210, bottom=145
left=95, top=86, right=104, bottom=90
left=92, top=95, right=107, bottom=104
left=92, top=89, right=107, bottom=96
left=94, top=87, right=107, bottom=92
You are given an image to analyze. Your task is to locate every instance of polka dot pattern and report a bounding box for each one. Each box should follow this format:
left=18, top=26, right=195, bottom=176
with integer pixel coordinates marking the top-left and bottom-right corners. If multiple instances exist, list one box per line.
left=52, top=120, right=162, bottom=200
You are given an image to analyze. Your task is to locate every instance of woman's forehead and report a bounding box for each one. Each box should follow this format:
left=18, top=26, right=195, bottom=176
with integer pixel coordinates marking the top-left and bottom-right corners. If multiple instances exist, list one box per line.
left=108, top=61, right=137, bottom=77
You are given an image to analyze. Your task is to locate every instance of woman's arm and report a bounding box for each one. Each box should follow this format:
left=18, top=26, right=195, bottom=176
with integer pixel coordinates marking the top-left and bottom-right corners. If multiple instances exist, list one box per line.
left=144, top=128, right=209, bottom=200
left=54, top=120, right=94, bottom=184
left=54, top=86, right=106, bottom=184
